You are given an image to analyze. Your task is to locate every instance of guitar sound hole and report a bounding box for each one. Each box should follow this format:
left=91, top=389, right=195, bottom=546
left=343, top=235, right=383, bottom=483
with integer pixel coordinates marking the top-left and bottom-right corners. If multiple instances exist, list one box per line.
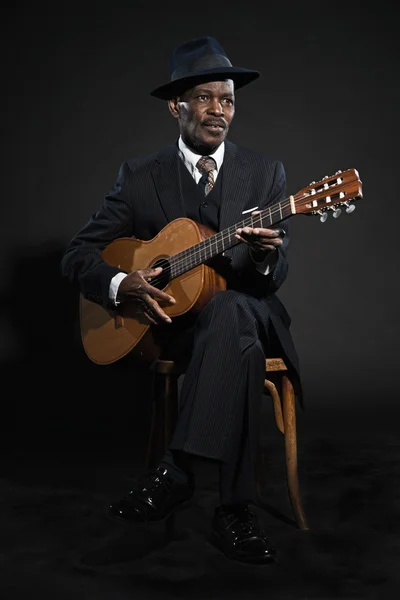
left=150, top=258, right=172, bottom=290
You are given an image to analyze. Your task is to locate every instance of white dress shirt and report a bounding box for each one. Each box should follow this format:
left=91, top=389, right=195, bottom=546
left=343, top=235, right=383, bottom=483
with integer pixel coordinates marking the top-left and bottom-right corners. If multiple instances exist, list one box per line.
left=109, top=137, right=277, bottom=305
left=177, top=135, right=224, bottom=183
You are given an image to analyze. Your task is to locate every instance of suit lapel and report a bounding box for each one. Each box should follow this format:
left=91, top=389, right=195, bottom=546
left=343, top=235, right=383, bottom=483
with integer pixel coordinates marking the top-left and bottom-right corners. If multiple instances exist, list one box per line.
left=152, top=143, right=187, bottom=222
left=219, top=140, right=250, bottom=232
left=152, top=140, right=251, bottom=228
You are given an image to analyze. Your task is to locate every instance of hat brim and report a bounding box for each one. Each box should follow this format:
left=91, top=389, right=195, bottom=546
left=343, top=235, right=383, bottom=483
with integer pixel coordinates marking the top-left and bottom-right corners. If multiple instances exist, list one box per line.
left=150, top=67, right=260, bottom=100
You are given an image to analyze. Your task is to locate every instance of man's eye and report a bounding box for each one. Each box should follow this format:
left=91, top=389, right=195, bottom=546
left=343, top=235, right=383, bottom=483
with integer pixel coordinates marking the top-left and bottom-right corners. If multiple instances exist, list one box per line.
left=198, top=95, right=208, bottom=101
left=223, top=98, right=233, bottom=104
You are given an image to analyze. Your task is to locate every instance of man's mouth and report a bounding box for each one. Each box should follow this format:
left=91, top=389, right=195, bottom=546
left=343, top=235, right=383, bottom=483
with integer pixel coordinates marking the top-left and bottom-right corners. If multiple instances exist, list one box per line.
left=203, top=122, right=225, bottom=131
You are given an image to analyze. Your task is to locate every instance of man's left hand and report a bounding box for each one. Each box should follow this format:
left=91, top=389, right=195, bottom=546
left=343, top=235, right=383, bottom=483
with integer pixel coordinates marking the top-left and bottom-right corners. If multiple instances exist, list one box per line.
left=235, top=211, right=285, bottom=257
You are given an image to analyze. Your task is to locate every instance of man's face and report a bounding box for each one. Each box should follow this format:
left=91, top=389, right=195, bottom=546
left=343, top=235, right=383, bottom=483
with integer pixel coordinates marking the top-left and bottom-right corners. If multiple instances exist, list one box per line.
left=169, top=80, right=235, bottom=154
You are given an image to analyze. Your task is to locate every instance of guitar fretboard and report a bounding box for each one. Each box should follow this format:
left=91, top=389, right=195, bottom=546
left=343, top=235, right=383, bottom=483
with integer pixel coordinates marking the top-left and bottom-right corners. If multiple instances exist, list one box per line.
left=169, top=198, right=294, bottom=278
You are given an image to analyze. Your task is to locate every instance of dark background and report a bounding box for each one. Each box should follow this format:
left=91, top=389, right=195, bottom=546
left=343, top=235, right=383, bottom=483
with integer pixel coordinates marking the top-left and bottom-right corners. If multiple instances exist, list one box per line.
left=1, top=2, right=400, bottom=598
left=1, top=1, right=399, bottom=436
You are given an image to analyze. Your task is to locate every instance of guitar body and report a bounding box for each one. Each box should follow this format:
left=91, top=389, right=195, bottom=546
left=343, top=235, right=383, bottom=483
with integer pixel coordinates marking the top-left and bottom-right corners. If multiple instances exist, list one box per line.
left=80, top=218, right=227, bottom=365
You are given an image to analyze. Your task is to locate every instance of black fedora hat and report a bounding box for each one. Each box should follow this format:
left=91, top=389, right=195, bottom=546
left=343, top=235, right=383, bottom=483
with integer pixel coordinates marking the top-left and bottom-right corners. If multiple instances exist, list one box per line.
left=150, top=36, right=260, bottom=100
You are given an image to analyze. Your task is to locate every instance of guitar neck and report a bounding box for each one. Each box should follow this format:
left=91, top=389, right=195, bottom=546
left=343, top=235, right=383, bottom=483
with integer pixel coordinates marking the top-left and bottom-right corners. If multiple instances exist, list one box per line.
left=169, top=197, right=294, bottom=278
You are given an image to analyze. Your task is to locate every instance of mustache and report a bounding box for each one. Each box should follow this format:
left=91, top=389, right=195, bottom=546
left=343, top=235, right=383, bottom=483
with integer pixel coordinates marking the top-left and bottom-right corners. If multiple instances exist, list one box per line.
left=202, top=119, right=227, bottom=129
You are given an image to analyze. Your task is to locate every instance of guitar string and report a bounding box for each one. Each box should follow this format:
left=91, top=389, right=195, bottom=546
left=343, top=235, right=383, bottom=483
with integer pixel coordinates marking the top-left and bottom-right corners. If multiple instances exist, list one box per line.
left=145, top=192, right=316, bottom=287
left=165, top=177, right=355, bottom=277
left=146, top=194, right=298, bottom=288
left=144, top=180, right=352, bottom=289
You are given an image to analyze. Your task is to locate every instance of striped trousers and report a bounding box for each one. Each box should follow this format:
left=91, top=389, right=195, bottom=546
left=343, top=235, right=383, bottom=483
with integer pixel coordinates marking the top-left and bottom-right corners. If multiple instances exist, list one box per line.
left=166, top=289, right=275, bottom=505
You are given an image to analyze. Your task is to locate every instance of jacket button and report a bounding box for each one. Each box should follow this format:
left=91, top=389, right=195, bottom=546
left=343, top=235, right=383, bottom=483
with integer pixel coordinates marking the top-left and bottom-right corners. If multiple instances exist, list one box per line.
left=201, top=201, right=208, bottom=208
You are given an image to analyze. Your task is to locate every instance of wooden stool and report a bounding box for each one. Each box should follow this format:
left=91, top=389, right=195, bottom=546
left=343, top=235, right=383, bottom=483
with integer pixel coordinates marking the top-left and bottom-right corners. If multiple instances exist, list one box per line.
left=145, top=358, right=309, bottom=531
left=261, top=358, right=309, bottom=531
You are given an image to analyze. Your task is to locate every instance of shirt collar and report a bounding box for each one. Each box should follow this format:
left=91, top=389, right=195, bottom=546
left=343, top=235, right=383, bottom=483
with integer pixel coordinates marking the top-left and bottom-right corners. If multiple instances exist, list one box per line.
left=178, top=136, right=224, bottom=176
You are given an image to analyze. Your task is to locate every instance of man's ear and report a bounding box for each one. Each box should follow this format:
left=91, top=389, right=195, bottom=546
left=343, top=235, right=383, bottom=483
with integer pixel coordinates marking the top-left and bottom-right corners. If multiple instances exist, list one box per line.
left=168, top=97, right=180, bottom=119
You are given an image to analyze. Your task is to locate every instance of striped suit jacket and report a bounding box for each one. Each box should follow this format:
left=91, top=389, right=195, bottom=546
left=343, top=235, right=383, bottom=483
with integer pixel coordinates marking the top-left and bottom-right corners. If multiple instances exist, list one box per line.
left=61, top=139, right=299, bottom=376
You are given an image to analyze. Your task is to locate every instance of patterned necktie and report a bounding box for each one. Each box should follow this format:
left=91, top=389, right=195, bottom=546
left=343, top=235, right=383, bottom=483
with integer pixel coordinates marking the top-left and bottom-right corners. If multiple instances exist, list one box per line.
left=196, top=156, right=216, bottom=196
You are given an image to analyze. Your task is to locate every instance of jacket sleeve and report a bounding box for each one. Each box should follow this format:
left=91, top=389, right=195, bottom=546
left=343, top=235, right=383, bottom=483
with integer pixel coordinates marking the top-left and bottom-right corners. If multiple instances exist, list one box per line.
left=60, top=162, right=135, bottom=307
left=238, top=160, right=290, bottom=297
left=266, top=160, right=290, bottom=294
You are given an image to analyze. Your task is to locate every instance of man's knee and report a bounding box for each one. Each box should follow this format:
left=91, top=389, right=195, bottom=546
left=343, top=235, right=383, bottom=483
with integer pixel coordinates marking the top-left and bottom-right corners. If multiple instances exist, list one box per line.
left=198, top=291, right=260, bottom=347
left=198, top=290, right=250, bottom=327
left=206, top=290, right=246, bottom=312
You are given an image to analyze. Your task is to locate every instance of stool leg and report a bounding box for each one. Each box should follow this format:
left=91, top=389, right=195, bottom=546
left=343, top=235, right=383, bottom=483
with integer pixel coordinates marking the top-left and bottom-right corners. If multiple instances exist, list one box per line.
left=264, top=379, right=284, bottom=434
left=256, top=378, right=284, bottom=499
left=281, top=374, right=309, bottom=531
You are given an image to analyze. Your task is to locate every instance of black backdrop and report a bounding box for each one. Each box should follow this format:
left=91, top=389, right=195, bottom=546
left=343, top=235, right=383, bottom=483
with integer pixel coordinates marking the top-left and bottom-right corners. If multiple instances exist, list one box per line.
left=1, top=1, right=399, bottom=447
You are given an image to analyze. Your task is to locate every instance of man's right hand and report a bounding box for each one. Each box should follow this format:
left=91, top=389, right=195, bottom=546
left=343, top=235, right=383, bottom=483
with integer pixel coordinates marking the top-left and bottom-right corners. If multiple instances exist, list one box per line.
left=116, top=267, right=175, bottom=325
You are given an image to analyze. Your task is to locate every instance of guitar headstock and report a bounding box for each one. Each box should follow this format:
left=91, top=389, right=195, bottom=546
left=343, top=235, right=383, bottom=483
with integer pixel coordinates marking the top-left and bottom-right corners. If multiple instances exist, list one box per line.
left=293, top=168, right=363, bottom=221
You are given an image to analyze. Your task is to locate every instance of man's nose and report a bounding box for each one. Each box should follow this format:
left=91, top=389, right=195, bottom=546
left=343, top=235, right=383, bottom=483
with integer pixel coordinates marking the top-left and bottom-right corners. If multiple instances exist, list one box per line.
left=208, top=99, right=223, bottom=115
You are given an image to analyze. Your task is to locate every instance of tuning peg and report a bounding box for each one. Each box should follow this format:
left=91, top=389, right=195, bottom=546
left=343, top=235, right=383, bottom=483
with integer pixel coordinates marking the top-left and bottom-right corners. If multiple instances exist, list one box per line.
left=344, top=201, right=356, bottom=214
left=318, top=210, right=328, bottom=222
left=332, top=207, right=342, bottom=218
left=335, top=170, right=342, bottom=174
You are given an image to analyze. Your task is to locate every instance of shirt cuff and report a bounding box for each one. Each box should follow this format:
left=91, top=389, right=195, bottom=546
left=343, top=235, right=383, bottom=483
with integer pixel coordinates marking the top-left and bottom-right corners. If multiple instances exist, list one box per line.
left=249, top=248, right=278, bottom=275
left=109, top=272, right=128, bottom=305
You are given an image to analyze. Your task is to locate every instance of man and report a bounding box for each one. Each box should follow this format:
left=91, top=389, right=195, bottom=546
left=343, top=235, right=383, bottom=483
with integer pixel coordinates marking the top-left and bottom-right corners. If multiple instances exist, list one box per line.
left=61, top=36, right=300, bottom=565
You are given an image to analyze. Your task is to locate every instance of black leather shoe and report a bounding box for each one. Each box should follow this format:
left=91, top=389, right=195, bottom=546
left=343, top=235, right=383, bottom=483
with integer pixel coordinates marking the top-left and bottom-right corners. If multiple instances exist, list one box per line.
left=109, top=467, right=194, bottom=523
left=212, top=504, right=277, bottom=564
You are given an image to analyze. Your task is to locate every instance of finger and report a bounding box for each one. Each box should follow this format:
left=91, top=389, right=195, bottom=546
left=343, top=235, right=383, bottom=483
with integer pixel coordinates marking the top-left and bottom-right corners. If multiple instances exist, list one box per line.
left=142, top=310, right=159, bottom=326
left=237, top=227, right=268, bottom=237
left=235, top=233, right=249, bottom=245
left=145, top=284, right=176, bottom=305
left=250, top=213, right=285, bottom=238
left=255, top=228, right=282, bottom=238
left=147, top=297, right=172, bottom=323
left=133, top=297, right=165, bottom=325
left=250, top=240, right=281, bottom=252
left=238, top=226, right=253, bottom=235
left=140, top=302, right=169, bottom=325
left=125, top=282, right=175, bottom=307
left=138, top=268, right=176, bottom=304
left=236, top=228, right=255, bottom=239
left=235, top=233, right=281, bottom=253
left=136, top=272, right=175, bottom=304
left=140, top=266, right=163, bottom=278
left=137, top=266, right=164, bottom=286
left=247, top=229, right=283, bottom=242
left=257, top=239, right=283, bottom=250
left=262, top=236, right=283, bottom=245
left=235, top=232, right=273, bottom=245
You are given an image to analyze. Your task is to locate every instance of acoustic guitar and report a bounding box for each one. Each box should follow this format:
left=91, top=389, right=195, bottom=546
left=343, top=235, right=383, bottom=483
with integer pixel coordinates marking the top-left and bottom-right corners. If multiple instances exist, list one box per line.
left=80, top=168, right=363, bottom=365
